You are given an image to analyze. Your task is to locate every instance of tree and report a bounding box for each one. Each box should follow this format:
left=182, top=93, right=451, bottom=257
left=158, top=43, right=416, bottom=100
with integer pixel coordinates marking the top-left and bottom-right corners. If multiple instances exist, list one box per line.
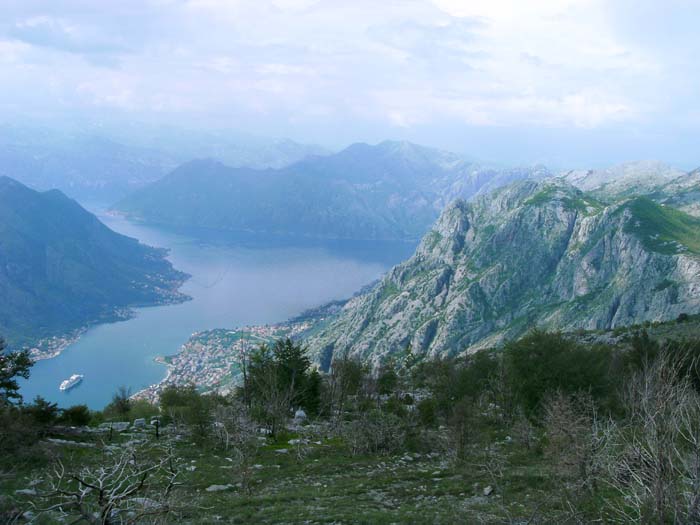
left=159, top=384, right=212, bottom=440
left=504, top=330, right=613, bottom=415
left=326, top=355, right=366, bottom=425
left=245, top=338, right=319, bottom=433
left=25, top=396, right=59, bottom=426
left=29, top=442, right=180, bottom=524
left=106, top=386, right=132, bottom=419
left=603, top=351, right=700, bottom=524
left=0, top=338, right=32, bottom=405
left=59, top=405, right=92, bottom=427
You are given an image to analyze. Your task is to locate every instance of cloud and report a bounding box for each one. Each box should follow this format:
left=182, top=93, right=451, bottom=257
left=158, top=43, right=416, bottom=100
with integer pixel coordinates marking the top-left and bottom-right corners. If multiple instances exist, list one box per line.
left=0, top=0, right=696, bottom=165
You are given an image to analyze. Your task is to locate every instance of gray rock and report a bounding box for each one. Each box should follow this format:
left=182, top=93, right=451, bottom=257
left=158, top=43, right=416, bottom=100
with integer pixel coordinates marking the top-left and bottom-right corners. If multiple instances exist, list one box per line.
left=205, top=484, right=234, bottom=492
left=99, top=421, right=130, bottom=432
left=483, top=485, right=494, bottom=496
left=133, top=418, right=146, bottom=428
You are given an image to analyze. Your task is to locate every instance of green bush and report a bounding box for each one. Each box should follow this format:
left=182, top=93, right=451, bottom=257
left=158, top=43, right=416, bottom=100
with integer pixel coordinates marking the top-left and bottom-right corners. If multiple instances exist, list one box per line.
left=504, top=330, right=613, bottom=415
left=59, top=404, right=92, bottom=427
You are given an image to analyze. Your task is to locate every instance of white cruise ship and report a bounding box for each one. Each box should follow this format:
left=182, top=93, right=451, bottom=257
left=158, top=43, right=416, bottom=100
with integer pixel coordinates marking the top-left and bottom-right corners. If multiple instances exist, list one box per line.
left=59, top=374, right=83, bottom=391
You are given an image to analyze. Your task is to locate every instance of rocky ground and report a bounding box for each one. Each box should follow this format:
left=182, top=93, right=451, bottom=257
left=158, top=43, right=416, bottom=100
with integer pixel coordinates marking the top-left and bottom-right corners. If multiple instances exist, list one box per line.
left=1, top=419, right=571, bottom=524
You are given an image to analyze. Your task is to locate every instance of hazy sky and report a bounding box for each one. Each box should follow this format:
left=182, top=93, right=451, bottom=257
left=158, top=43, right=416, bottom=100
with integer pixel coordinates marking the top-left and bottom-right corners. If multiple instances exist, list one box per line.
left=0, top=0, right=698, bottom=167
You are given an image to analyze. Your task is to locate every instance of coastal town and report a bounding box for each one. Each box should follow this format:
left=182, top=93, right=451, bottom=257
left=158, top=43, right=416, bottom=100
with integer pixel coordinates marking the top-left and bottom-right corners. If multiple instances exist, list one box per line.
left=132, top=319, right=316, bottom=404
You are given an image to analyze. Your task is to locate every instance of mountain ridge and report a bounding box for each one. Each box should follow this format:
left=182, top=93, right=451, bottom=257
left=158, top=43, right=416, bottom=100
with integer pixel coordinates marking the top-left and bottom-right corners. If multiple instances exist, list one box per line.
left=114, top=141, right=550, bottom=241
left=306, top=178, right=700, bottom=364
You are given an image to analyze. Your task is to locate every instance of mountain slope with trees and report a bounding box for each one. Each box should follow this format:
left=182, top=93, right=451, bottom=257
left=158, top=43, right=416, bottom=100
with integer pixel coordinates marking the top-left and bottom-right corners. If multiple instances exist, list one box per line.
left=0, top=176, right=188, bottom=349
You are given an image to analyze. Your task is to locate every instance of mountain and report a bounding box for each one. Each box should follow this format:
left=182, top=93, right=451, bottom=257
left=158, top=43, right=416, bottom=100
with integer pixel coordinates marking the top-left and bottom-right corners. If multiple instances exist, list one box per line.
left=0, top=124, right=327, bottom=202
left=561, top=162, right=700, bottom=220
left=0, top=177, right=188, bottom=350
left=307, top=179, right=700, bottom=364
left=560, top=160, right=684, bottom=196
left=114, top=141, right=549, bottom=241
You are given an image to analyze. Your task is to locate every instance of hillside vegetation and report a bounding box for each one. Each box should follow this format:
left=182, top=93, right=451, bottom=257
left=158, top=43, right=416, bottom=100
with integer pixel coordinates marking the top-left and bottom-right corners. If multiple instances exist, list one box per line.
left=0, top=177, right=188, bottom=350
left=3, top=323, right=700, bottom=523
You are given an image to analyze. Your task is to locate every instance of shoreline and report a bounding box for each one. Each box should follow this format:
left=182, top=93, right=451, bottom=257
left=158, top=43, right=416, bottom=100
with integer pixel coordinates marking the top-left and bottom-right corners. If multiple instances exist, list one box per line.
left=24, top=291, right=190, bottom=362
left=131, top=316, right=324, bottom=404
left=131, top=297, right=347, bottom=404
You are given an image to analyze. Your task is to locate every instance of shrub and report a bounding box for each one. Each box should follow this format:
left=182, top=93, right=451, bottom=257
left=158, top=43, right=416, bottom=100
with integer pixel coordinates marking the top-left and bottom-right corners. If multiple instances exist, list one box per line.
left=504, top=330, right=613, bottom=415
left=59, top=405, right=91, bottom=427
left=341, top=410, right=405, bottom=456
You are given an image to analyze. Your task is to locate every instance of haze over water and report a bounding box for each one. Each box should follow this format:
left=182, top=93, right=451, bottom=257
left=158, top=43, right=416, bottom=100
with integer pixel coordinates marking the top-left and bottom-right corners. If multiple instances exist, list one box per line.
left=20, top=213, right=416, bottom=409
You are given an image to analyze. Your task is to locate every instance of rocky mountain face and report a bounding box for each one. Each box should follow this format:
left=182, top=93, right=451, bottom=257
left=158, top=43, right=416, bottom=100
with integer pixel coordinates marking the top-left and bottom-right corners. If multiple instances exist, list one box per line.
left=561, top=160, right=684, bottom=195
left=114, top=141, right=549, bottom=241
left=561, top=161, right=700, bottom=218
left=307, top=179, right=700, bottom=365
left=0, top=177, right=188, bottom=349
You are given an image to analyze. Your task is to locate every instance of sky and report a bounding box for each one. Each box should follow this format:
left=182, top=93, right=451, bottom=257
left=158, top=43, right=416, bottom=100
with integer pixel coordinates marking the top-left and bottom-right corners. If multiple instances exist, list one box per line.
left=0, top=0, right=698, bottom=168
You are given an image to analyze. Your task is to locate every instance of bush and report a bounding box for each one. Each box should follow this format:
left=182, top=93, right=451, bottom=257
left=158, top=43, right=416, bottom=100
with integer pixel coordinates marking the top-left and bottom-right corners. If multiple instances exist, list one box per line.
left=160, top=384, right=213, bottom=439
left=504, top=330, right=613, bottom=415
left=417, top=398, right=438, bottom=428
left=24, top=396, right=59, bottom=426
left=341, top=410, right=405, bottom=456
left=59, top=405, right=92, bottom=427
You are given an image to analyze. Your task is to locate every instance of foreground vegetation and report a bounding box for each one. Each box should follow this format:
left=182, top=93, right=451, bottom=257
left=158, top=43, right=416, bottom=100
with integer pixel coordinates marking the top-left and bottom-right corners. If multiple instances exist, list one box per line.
left=2, top=321, right=700, bottom=523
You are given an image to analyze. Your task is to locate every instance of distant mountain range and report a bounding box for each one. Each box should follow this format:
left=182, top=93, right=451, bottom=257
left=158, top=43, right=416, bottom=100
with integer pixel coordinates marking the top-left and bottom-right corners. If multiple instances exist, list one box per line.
left=0, top=176, right=188, bottom=350
left=114, top=141, right=550, bottom=240
left=0, top=124, right=326, bottom=202
left=307, top=174, right=700, bottom=364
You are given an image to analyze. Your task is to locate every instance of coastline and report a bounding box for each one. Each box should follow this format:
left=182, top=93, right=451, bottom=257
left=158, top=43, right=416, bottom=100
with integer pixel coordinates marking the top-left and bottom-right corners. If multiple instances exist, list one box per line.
left=131, top=311, right=333, bottom=404
left=24, top=290, right=190, bottom=362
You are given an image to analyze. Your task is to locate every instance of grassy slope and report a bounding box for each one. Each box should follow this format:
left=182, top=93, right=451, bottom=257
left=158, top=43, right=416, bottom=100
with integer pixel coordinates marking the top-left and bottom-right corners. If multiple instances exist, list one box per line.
left=624, top=196, right=700, bottom=255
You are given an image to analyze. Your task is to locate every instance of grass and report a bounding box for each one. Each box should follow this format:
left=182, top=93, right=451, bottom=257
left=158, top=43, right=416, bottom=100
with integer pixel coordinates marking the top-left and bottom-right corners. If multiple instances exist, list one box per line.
left=2, top=423, right=576, bottom=524
left=624, top=196, right=700, bottom=255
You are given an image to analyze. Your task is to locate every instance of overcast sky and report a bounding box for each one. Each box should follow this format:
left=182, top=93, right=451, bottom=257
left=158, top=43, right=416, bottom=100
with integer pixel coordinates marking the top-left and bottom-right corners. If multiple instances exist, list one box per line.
left=0, top=0, right=698, bottom=167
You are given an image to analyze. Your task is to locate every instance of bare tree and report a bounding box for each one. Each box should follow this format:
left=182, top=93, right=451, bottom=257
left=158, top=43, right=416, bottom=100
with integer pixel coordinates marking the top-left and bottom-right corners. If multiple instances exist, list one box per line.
left=542, top=391, right=610, bottom=493
left=28, top=442, right=181, bottom=524
left=603, top=350, right=700, bottom=524
left=211, top=401, right=260, bottom=494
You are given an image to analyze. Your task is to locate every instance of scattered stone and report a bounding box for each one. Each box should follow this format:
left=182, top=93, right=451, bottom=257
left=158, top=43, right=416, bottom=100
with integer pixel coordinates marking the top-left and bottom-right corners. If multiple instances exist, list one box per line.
left=45, top=438, right=96, bottom=448
left=275, top=448, right=289, bottom=454
left=131, top=497, right=160, bottom=509
left=294, top=409, right=307, bottom=422
left=133, top=418, right=146, bottom=428
left=205, top=484, right=234, bottom=492
left=15, top=488, right=37, bottom=496
left=99, top=421, right=130, bottom=432
left=483, top=485, right=494, bottom=496
left=185, top=465, right=197, bottom=472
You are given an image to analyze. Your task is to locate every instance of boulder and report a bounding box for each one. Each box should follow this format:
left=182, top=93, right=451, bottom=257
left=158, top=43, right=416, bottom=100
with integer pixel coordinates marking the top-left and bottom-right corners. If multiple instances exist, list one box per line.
left=133, top=418, right=146, bottom=428
left=205, top=484, right=234, bottom=492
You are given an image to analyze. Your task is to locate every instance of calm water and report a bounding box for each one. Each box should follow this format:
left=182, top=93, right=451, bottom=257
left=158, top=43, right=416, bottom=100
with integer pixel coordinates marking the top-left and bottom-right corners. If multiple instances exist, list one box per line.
left=20, top=213, right=416, bottom=409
